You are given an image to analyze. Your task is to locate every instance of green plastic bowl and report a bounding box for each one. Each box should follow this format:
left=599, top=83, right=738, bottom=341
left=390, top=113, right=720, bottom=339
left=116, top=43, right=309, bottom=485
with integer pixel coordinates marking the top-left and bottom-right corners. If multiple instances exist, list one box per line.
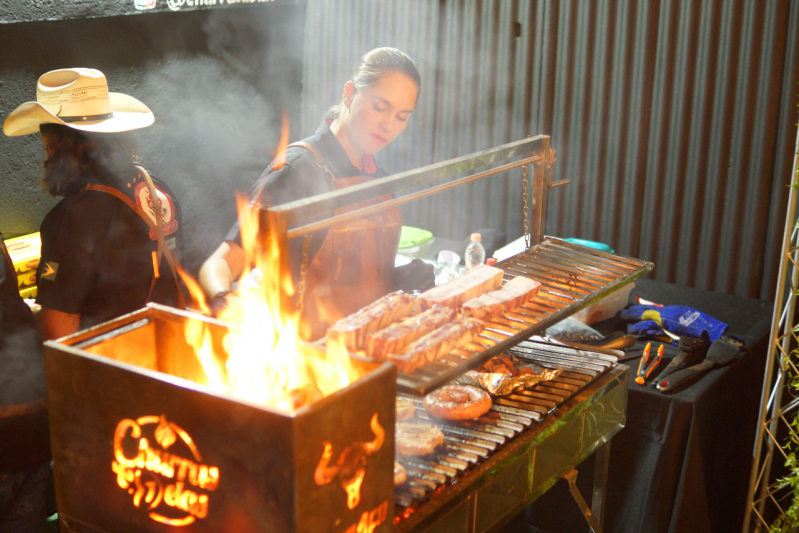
left=398, top=226, right=434, bottom=259
left=399, top=226, right=434, bottom=249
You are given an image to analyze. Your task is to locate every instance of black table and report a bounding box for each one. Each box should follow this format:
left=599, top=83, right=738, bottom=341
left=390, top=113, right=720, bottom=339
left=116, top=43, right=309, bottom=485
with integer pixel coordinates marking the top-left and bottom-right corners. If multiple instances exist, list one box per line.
left=508, top=278, right=773, bottom=533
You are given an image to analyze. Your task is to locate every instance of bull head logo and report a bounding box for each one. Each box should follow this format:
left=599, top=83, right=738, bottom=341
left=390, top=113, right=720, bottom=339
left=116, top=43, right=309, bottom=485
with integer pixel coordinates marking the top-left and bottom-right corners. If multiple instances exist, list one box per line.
left=314, top=413, right=384, bottom=509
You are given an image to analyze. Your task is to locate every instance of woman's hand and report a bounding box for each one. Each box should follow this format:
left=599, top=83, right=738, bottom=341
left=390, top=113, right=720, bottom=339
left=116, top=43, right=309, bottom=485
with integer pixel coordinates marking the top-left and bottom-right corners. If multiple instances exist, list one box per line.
left=199, top=241, right=245, bottom=316
left=392, top=259, right=435, bottom=292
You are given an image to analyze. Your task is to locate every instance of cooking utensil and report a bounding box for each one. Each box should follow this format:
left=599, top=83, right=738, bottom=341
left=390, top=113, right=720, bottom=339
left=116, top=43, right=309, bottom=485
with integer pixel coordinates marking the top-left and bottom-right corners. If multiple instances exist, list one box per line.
left=618, top=350, right=644, bottom=362
left=656, top=336, right=743, bottom=392
left=655, top=335, right=709, bottom=384
left=583, top=331, right=638, bottom=350
left=636, top=344, right=663, bottom=385
left=645, top=344, right=665, bottom=380
left=635, top=343, right=652, bottom=384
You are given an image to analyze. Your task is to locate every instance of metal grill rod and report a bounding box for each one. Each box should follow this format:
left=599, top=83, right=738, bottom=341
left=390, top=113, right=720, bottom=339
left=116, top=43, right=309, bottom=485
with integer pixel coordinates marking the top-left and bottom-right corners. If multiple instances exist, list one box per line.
left=270, top=135, right=552, bottom=227
left=287, top=154, right=543, bottom=238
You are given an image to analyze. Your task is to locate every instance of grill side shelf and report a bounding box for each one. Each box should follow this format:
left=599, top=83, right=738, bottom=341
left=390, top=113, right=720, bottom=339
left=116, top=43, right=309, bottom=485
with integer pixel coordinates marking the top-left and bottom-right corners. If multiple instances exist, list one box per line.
left=396, top=237, right=652, bottom=395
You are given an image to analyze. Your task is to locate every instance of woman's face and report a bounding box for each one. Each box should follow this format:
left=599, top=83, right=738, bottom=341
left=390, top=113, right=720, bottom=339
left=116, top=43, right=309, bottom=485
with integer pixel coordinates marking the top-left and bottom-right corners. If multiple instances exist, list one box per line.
left=344, top=71, right=418, bottom=157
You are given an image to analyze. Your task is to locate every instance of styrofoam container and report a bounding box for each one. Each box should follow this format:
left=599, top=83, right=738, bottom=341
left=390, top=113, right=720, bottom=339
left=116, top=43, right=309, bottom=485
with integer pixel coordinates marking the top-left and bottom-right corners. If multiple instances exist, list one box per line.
left=573, top=283, right=635, bottom=325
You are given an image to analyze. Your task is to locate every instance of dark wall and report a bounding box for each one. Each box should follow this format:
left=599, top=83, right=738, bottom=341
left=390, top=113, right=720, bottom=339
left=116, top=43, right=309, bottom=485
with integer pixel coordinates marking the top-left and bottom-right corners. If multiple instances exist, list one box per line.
left=0, top=4, right=305, bottom=273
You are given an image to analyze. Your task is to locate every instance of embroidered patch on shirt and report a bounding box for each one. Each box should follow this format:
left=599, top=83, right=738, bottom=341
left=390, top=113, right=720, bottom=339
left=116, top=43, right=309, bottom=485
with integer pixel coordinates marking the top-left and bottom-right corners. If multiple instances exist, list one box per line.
left=133, top=182, right=178, bottom=241
left=41, top=261, right=59, bottom=281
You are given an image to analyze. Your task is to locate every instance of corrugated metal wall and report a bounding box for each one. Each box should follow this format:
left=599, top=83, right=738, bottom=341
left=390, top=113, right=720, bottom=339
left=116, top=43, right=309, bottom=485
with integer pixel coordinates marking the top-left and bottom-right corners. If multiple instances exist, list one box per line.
left=302, top=0, right=799, bottom=300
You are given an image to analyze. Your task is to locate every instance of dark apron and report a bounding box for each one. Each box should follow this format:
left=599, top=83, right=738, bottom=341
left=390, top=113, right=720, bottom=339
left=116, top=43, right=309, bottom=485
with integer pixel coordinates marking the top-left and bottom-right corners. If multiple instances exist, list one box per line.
left=295, top=157, right=402, bottom=340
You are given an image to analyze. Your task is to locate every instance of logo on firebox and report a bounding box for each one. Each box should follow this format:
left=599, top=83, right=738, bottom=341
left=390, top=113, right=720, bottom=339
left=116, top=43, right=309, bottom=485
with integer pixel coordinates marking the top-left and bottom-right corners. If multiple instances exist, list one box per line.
left=112, top=415, right=219, bottom=527
left=314, top=413, right=384, bottom=510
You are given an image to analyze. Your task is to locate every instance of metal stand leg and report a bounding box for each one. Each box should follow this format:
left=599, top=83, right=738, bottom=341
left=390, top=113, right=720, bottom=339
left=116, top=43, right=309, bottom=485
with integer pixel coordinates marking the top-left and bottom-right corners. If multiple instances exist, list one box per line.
left=591, top=441, right=611, bottom=531
left=561, top=468, right=603, bottom=533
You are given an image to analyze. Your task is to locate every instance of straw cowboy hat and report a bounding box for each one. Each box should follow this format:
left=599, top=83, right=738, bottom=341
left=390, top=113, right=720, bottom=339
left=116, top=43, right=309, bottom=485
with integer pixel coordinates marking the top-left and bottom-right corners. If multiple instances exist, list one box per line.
left=3, top=68, right=154, bottom=136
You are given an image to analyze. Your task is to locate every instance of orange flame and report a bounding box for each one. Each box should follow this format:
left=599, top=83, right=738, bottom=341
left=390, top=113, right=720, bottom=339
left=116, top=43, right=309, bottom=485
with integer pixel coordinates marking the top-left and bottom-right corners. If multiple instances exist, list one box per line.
left=270, top=109, right=291, bottom=171
left=177, top=265, right=210, bottom=316
left=181, top=190, right=360, bottom=412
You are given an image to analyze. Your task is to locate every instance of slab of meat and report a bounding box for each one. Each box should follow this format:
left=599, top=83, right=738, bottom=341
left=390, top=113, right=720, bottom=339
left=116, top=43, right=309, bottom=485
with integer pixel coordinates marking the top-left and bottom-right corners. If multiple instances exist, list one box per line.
left=394, top=461, right=407, bottom=485
left=396, top=397, right=416, bottom=422
left=366, top=305, right=456, bottom=360
left=461, top=275, right=541, bottom=321
left=327, top=292, right=415, bottom=351
left=388, top=317, right=485, bottom=374
left=418, top=264, right=504, bottom=310
left=396, top=423, right=445, bottom=456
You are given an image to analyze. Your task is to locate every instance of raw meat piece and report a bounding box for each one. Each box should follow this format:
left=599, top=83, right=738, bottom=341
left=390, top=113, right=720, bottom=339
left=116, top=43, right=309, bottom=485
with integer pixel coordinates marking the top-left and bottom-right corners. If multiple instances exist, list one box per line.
left=366, top=305, right=456, bottom=360
left=387, top=318, right=485, bottom=374
left=418, top=264, right=504, bottom=310
left=327, top=292, right=415, bottom=350
left=461, top=275, right=541, bottom=320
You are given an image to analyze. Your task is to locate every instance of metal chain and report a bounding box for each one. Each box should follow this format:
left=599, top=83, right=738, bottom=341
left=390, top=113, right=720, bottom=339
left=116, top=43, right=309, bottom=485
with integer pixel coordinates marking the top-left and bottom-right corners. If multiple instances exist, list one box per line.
left=522, top=165, right=530, bottom=249
left=297, top=234, right=312, bottom=316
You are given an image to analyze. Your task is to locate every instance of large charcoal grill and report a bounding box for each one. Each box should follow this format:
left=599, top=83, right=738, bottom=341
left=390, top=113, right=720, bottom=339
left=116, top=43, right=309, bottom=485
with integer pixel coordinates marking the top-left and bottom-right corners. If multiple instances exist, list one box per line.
left=42, top=135, right=646, bottom=533
left=262, top=135, right=647, bottom=532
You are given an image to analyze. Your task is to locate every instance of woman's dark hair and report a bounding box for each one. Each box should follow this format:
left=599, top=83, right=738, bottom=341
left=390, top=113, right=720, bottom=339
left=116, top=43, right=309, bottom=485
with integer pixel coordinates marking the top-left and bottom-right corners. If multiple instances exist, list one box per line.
left=39, top=123, right=138, bottom=197
left=327, top=47, right=421, bottom=119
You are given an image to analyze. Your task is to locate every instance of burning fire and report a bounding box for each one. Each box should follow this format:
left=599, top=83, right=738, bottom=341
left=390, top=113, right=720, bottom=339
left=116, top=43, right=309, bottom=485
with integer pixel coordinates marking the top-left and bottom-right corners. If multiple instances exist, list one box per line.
left=179, top=115, right=360, bottom=412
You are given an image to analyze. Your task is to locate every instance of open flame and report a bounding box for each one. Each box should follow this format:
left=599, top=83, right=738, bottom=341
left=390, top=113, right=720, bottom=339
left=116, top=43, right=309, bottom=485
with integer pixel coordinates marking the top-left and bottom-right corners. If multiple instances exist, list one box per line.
left=179, top=116, right=359, bottom=412
left=270, top=109, right=291, bottom=171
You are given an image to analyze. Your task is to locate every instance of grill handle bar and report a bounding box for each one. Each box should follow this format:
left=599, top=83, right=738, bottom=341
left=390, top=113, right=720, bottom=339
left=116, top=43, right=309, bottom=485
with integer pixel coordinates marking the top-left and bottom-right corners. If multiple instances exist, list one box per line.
left=268, top=134, right=552, bottom=228
left=287, top=153, right=543, bottom=239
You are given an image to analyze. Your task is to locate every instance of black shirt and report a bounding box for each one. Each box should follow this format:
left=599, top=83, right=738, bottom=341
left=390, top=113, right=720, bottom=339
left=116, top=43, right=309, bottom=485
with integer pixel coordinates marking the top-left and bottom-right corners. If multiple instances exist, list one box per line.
left=36, top=171, right=183, bottom=330
left=226, top=120, right=383, bottom=278
left=0, top=233, right=49, bottom=471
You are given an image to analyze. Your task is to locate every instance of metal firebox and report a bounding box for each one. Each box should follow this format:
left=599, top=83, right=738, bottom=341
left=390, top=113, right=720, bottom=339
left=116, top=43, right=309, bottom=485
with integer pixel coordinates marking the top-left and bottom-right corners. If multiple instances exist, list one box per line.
left=43, top=304, right=396, bottom=533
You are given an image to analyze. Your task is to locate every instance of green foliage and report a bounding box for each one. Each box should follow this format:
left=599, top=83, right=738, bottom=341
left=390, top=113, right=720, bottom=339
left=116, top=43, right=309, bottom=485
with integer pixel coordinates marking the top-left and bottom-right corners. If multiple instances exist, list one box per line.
left=770, top=132, right=799, bottom=532
left=771, top=342, right=799, bottom=531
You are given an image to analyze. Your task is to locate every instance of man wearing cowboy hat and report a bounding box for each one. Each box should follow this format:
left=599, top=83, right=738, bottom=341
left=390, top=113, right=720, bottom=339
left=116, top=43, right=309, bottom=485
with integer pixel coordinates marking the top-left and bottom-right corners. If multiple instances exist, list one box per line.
left=3, top=68, right=184, bottom=340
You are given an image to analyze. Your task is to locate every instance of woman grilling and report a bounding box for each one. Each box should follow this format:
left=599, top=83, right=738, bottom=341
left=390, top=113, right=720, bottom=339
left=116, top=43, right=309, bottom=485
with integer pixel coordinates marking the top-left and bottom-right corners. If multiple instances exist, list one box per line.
left=200, top=47, right=433, bottom=340
left=2, top=68, right=184, bottom=340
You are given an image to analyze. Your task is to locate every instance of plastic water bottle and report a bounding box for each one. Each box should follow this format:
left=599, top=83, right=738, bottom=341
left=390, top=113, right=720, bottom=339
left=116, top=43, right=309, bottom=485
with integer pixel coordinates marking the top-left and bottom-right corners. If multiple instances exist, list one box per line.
left=465, top=233, right=486, bottom=269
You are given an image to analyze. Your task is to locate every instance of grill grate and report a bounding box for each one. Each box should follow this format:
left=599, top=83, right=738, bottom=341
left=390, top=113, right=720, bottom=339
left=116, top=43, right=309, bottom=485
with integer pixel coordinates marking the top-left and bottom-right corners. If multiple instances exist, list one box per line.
left=394, top=340, right=615, bottom=511
left=397, top=237, right=652, bottom=395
